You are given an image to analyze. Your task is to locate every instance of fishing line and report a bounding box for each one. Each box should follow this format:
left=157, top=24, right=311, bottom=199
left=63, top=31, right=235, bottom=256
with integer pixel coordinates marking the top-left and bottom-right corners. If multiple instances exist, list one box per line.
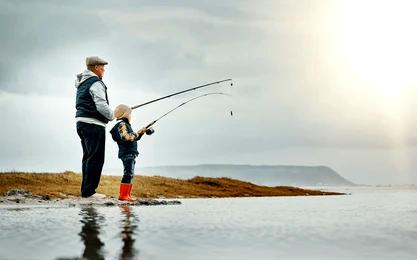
left=229, top=80, right=234, bottom=116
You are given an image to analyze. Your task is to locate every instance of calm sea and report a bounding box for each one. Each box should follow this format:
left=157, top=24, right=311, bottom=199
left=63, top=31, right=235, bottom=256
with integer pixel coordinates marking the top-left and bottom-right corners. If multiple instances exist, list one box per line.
left=0, top=186, right=416, bottom=259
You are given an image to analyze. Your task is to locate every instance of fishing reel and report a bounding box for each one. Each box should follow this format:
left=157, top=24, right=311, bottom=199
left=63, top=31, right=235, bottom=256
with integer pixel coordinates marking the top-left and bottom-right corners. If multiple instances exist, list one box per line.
left=145, top=127, right=155, bottom=135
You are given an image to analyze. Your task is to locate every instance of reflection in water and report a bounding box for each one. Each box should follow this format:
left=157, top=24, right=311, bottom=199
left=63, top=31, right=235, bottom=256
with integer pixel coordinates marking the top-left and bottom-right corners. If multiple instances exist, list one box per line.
left=79, top=207, right=105, bottom=259
left=74, top=206, right=139, bottom=260
left=119, top=205, right=139, bottom=259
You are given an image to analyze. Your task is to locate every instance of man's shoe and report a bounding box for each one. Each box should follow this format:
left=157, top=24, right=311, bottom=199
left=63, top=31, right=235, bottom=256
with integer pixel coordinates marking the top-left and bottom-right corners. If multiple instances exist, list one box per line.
left=90, top=193, right=106, bottom=199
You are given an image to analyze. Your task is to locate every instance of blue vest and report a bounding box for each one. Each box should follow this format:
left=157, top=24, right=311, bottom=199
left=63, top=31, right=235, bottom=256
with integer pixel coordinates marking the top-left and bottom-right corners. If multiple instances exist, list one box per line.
left=110, top=118, right=139, bottom=159
left=75, top=76, right=109, bottom=124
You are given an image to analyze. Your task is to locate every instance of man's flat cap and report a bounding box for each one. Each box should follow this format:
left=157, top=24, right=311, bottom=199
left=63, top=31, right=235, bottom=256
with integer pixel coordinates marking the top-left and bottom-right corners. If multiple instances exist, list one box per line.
left=86, top=56, right=108, bottom=66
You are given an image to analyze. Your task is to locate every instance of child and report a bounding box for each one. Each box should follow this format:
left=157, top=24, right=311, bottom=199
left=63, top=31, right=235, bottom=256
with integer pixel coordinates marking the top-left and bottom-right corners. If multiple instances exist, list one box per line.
left=110, top=104, right=152, bottom=201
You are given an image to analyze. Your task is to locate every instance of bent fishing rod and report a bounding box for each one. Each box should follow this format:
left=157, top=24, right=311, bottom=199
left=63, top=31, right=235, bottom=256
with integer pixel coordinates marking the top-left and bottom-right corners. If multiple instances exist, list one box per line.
left=131, top=79, right=233, bottom=110
left=144, top=92, right=232, bottom=132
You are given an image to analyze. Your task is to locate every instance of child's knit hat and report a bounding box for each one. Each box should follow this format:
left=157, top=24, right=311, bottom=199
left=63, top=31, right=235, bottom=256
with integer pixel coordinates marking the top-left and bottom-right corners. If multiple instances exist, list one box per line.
left=114, top=104, right=132, bottom=120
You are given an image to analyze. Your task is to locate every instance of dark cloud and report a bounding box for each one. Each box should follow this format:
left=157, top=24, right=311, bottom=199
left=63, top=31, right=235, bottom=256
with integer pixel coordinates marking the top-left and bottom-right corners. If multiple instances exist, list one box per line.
left=0, top=0, right=285, bottom=96
left=0, top=0, right=109, bottom=94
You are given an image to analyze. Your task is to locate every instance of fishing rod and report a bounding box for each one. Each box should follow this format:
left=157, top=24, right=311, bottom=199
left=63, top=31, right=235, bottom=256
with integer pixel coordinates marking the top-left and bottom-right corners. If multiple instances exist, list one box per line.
left=131, top=79, right=233, bottom=110
left=144, top=92, right=232, bottom=135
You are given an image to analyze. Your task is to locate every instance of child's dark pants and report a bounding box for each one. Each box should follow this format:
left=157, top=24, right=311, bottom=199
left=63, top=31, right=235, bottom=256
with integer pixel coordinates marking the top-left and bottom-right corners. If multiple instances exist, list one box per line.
left=121, top=154, right=136, bottom=183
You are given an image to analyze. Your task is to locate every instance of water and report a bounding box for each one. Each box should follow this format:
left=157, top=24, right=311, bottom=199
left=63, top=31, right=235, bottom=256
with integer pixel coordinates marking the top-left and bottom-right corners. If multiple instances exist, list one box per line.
left=1, top=187, right=416, bottom=259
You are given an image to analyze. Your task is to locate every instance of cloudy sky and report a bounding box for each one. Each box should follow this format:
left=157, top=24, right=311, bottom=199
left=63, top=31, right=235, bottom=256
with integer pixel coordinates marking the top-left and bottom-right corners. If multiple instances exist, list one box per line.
left=1, top=0, right=417, bottom=185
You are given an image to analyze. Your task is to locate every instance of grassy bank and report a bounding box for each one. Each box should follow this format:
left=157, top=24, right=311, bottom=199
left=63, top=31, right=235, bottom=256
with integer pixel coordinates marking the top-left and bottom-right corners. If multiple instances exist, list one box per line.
left=0, top=171, right=343, bottom=198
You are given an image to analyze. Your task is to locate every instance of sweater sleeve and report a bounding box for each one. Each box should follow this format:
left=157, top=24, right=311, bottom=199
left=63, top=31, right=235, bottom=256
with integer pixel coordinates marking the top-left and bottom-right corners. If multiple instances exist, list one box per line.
left=89, top=81, right=114, bottom=120
left=118, top=122, right=143, bottom=141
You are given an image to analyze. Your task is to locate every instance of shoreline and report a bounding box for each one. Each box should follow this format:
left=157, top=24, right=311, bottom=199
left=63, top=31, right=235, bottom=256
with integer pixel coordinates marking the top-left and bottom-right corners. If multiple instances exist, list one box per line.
left=0, top=171, right=344, bottom=204
left=0, top=188, right=182, bottom=207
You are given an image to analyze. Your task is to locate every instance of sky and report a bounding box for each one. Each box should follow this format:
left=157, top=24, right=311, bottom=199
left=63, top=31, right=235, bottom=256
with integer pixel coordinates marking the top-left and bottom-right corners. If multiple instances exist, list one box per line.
left=1, top=0, right=417, bottom=185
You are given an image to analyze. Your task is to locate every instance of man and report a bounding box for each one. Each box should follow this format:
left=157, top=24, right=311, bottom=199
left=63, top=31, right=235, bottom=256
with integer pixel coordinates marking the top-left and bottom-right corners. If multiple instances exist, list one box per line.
left=75, top=56, right=114, bottom=198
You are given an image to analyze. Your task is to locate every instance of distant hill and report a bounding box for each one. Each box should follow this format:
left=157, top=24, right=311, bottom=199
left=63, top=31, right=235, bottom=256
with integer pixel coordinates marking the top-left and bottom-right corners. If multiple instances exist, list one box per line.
left=128, top=164, right=355, bottom=186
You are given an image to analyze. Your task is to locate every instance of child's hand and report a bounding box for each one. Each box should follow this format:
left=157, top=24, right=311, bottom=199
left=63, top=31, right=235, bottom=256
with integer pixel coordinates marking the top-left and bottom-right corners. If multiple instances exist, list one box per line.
left=137, top=127, right=147, bottom=135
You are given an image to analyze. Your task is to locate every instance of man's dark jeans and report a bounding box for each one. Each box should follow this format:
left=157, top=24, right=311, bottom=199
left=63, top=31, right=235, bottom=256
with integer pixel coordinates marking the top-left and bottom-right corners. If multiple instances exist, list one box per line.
left=121, top=154, right=136, bottom=184
left=77, top=122, right=106, bottom=197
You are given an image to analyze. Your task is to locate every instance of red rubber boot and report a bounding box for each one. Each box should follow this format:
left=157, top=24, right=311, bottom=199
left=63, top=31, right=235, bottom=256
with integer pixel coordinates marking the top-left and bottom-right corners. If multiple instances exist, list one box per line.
left=119, top=183, right=134, bottom=202
left=127, top=183, right=136, bottom=201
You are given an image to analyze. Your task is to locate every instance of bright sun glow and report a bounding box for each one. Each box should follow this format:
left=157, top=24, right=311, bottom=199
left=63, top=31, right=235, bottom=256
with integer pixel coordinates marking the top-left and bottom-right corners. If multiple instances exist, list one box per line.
left=335, top=0, right=417, bottom=98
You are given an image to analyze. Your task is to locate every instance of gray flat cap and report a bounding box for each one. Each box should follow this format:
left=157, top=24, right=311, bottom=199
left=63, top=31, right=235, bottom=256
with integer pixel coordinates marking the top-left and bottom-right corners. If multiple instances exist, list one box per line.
left=86, top=56, right=108, bottom=66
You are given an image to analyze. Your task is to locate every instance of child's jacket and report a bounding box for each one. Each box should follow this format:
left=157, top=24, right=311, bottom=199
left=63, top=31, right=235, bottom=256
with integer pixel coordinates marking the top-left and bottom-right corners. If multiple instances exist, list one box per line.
left=110, top=118, right=143, bottom=158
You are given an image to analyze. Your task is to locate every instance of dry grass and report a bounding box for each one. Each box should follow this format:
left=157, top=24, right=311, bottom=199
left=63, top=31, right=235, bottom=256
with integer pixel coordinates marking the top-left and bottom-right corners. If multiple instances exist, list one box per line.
left=0, top=171, right=343, bottom=198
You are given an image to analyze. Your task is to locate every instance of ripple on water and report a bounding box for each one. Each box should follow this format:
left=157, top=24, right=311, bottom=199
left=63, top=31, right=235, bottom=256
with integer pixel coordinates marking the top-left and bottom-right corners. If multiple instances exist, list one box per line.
left=0, top=189, right=417, bottom=259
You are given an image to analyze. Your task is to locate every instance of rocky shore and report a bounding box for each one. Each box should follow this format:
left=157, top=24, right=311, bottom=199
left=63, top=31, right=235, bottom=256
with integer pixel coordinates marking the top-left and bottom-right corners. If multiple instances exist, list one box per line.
left=0, top=189, right=182, bottom=207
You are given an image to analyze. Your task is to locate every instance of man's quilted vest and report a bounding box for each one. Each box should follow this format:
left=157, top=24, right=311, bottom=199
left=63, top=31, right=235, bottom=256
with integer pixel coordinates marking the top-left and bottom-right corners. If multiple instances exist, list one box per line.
left=75, top=76, right=109, bottom=124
